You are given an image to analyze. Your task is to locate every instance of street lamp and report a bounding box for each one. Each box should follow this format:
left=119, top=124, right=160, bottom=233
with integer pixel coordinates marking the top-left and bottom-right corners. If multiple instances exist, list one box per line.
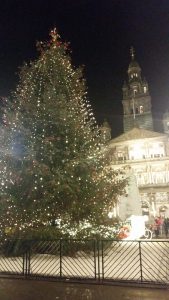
left=159, top=205, right=167, bottom=218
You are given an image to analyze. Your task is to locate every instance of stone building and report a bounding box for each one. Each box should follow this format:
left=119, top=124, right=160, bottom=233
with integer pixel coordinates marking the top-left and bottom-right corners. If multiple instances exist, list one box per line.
left=106, top=48, right=169, bottom=221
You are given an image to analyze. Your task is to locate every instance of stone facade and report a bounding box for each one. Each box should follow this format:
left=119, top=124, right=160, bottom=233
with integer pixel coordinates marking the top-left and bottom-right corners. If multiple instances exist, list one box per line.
left=107, top=127, right=169, bottom=220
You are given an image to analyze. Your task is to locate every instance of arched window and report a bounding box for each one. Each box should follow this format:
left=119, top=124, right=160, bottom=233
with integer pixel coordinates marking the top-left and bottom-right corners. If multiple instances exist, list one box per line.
left=140, top=106, right=144, bottom=114
left=133, top=89, right=137, bottom=95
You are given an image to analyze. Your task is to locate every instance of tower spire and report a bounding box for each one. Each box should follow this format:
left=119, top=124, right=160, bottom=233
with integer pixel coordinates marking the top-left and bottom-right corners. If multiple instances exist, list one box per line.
left=130, top=46, right=135, bottom=60
left=122, top=47, right=153, bottom=133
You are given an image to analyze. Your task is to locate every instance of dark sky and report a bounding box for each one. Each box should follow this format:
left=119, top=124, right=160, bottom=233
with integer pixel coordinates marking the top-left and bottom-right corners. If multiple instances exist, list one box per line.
left=0, top=0, right=169, bottom=137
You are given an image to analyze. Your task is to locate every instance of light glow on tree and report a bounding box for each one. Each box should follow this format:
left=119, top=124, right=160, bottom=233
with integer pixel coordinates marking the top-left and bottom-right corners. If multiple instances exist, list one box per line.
left=0, top=29, right=127, bottom=239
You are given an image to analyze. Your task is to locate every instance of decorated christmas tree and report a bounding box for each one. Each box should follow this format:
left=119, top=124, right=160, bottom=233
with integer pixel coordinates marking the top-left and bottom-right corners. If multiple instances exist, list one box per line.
left=0, top=29, right=127, bottom=239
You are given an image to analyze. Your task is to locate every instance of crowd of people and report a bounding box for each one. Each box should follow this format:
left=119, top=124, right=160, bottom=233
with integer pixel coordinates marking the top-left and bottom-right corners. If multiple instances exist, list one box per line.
left=150, top=217, right=169, bottom=238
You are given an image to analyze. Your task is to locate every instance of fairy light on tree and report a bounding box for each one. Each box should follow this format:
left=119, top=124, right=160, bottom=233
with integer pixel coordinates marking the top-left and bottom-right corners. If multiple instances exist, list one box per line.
left=0, top=29, right=127, bottom=239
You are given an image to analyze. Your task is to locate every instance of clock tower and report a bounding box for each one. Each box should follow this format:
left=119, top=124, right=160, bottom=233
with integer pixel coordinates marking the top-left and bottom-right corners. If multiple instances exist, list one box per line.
left=122, top=47, right=153, bottom=132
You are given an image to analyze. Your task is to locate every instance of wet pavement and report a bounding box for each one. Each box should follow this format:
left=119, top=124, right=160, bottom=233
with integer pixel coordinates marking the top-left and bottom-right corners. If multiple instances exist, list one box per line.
left=0, top=279, right=168, bottom=300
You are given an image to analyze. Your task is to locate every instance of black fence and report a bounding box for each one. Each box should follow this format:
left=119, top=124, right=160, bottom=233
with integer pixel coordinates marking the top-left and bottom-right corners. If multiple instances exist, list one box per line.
left=0, top=239, right=168, bottom=287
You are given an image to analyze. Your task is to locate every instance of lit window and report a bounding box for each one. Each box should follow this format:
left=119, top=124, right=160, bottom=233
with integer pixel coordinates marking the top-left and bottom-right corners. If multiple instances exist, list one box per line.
left=167, top=121, right=169, bottom=130
left=129, top=143, right=145, bottom=160
left=149, top=143, right=165, bottom=157
left=143, top=86, right=147, bottom=93
left=140, top=106, right=144, bottom=114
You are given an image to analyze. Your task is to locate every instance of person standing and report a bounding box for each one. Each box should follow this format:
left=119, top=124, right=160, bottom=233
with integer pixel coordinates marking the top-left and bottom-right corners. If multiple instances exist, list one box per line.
left=154, top=219, right=160, bottom=238
left=163, top=218, right=169, bottom=238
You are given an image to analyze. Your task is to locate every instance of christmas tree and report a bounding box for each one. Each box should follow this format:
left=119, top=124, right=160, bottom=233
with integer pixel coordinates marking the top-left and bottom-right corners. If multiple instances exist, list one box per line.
left=0, top=29, right=127, bottom=239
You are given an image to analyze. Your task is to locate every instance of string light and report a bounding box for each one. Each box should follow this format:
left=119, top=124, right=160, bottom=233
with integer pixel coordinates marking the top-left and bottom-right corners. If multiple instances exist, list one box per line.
left=0, top=28, right=127, bottom=240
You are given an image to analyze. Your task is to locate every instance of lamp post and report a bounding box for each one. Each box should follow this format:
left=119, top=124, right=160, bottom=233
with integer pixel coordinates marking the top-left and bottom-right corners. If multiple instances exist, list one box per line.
left=149, top=193, right=156, bottom=218
left=159, top=206, right=167, bottom=218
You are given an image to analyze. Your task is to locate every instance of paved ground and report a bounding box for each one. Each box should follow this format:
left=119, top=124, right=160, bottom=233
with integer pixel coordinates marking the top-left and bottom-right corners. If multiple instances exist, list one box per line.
left=0, top=279, right=168, bottom=300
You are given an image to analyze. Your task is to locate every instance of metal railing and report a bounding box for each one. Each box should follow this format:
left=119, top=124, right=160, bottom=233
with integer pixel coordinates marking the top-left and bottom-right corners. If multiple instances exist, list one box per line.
left=0, top=239, right=168, bottom=286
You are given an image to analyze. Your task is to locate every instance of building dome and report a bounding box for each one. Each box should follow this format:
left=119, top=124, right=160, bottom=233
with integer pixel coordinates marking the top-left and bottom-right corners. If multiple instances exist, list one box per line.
left=128, top=59, right=141, bottom=71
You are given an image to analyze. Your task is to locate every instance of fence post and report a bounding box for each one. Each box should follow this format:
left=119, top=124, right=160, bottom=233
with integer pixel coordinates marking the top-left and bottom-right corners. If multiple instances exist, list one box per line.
left=97, top=239, right=101, bottom=282
left=60, top=239, right=62, bottom=278
left=139, top=241, right=143, bottom=282
left=93, top=239, right=96, bottom=280
left=23, top=240, right=31, bottom=277
left=23, top=252, right=26, bottom=276
left=101, top=240, right=104, bottom=282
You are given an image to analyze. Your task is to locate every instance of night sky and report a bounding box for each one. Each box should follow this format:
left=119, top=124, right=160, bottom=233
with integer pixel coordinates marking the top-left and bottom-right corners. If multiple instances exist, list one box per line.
left=0, top=0, right=169, bottom=137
